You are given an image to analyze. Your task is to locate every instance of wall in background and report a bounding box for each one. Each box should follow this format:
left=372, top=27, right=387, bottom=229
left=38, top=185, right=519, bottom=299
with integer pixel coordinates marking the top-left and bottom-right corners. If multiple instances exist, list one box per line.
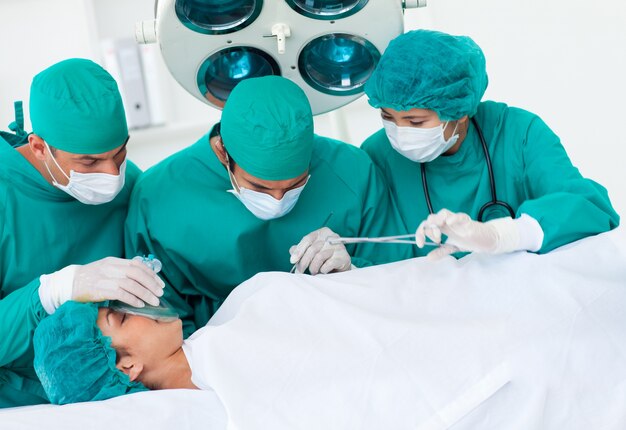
left=0, top=0, right=96, bottom=122
left=413, top=0, right=626, bottom=217
left=0, top=0, right=218, bottom=160
left=1, top=0, right=624, bottom=215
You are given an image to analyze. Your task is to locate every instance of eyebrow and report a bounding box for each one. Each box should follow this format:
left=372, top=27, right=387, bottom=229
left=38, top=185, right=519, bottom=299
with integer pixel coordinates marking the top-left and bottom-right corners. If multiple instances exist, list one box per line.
left=74, top=139, right=129, bottom=161
left=246, top=175, right=308, bottom=191
left=380, top=108, right=430, bottom=120
left=247, top=180, right=272, bottom=191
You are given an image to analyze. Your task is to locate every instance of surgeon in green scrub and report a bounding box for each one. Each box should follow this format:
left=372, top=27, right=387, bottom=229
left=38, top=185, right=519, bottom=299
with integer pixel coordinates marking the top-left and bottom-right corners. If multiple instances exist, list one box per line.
left=362, top=30, right=619, bottom=258
left=125, top=76, right=411, bottom=335
left=0, top=59, right=164, bottom=408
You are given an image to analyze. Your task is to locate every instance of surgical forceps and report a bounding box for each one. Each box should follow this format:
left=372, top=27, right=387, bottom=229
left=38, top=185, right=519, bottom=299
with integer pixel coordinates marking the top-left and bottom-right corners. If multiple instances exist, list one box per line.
left=289, top=234, right=440, bottom=273
left=327, top=234, right=440, bottom=246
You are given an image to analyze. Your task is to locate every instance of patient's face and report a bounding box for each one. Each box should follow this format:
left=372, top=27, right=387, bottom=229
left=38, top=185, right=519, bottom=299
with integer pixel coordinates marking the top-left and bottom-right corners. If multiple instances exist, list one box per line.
left=97, top=308, right=183, bottom=374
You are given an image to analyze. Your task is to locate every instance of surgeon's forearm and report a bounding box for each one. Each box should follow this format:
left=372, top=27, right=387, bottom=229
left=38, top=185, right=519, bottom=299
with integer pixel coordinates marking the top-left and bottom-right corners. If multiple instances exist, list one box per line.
left=520, top=116, right=620, bottom=252
left=0, top=279, right=48, bottom=366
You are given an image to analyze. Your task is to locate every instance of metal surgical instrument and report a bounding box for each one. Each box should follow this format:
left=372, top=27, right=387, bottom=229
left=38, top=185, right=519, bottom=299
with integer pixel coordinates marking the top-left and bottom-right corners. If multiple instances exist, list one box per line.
left=327, top=234, right=440, bottom=246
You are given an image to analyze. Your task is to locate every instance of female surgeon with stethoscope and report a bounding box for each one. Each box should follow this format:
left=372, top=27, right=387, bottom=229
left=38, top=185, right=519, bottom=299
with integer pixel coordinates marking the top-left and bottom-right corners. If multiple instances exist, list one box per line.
left=362, top=30, right=619, bottom=259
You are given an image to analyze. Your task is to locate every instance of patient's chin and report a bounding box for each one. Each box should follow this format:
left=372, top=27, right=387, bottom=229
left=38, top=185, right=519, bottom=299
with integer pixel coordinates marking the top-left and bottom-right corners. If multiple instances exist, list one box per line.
left=167, top=318, right=184, bottom=344
left=158, top=318, right=185, bottom=353
left=174, top=320, right=184, bottom=347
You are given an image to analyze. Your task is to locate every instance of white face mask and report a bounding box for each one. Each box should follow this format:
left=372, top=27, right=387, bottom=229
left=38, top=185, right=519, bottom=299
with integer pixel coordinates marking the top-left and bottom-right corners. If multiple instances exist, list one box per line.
left=43, top=142, right=126, bottom=205
left=226, top=164, right=309, bottom=221
left=382, top=119, right=460, bottom=163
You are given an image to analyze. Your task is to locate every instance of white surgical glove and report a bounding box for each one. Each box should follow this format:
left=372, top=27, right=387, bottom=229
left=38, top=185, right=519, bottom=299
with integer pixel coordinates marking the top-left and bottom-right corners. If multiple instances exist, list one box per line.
left=289, top=227, right=352, bottom=275
left=415, top=209, right=544, bottom=260
left=38, top=257, right=165, bottom=314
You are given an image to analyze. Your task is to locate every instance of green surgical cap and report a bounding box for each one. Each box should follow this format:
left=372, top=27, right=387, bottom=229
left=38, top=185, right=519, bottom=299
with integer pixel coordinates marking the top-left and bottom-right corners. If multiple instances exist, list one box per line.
left=365, top=30, right=488, bottom=121
left=220, top=76, right=314, bottom=181
left=30, top=58, right=128, bottom=154
left=34, top=302, right=147, bottom=405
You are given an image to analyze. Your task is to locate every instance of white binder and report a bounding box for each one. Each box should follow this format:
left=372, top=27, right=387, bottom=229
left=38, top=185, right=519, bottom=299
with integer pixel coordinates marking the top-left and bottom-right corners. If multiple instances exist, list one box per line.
left=101, top=38, right=151, bottom=129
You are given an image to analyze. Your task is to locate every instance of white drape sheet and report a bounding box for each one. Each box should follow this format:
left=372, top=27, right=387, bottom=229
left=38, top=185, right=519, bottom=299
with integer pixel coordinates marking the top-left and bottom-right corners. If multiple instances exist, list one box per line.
left=191, top=230, right=626, bottom=430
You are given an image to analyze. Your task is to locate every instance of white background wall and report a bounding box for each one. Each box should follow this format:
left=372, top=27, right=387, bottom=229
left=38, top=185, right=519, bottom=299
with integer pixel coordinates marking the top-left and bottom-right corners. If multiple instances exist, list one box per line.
left=1, top=0, right=624, bottom=215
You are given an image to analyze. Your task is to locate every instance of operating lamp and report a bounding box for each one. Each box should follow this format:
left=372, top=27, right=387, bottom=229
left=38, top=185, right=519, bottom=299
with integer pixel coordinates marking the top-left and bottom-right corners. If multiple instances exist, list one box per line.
left=136, top=0, right=427, bottom=115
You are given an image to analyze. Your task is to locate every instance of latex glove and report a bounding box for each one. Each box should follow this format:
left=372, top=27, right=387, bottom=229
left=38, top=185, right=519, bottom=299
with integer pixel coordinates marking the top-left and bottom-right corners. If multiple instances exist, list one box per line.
left=39, top=257, right=165, bottom=314
left=289, top=227, right=352, bottom=275
left=415, top=209, right=539, bottom=260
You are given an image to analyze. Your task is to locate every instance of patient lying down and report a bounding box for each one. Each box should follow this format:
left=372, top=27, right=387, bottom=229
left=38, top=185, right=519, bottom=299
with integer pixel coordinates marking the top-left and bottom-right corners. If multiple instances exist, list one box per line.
left=34, top=302, right=197, bottom=404
left=32, top=234, right=626, bottom=429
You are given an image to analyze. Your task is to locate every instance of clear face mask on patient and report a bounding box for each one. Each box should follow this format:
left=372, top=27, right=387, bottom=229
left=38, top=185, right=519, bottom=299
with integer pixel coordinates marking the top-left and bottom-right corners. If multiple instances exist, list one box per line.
left=226, top=157, right=309, bottom=221
left=382, top=119, right=459, bottom=163
left=109, top=255, right=179, bottom=322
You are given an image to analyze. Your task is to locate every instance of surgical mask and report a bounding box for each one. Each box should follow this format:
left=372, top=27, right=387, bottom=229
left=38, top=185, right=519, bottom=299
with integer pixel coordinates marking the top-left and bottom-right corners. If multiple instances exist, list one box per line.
left=226, top=163, right=309, bottom=221
left=43, top=142, right=126, bottom=205
left=383, top=119, right=460, bottom=163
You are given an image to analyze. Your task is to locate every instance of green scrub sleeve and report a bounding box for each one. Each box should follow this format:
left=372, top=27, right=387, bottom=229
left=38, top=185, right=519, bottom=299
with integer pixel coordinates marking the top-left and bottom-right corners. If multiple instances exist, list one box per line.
left=0, top=278, right=47, bottom=367
left=0, top=277, right=49, bottom=407
left=350, top=257, right=373, bottom=268
left=517, top=116, right=620, bottom=252
left=0, top=368, right=48, bottom=407
left=349, top=161, right=415, bottom=265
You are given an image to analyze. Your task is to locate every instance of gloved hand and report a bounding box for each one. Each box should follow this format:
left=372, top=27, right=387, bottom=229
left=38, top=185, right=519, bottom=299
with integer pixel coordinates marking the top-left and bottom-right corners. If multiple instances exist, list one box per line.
left=39, top=257, right=165, bottom=314
left=415, top=209, right=523, bottom=259
left=289, top=227, right=352, bottom=275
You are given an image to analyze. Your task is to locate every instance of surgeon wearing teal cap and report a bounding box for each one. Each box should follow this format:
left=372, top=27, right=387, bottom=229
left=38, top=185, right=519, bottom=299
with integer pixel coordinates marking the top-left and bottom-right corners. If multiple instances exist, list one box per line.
left=0, top=59, right=164, bottom=408
left=362, top=30, right=619, bottom=258
left=126, top=76, right=412, bottom=335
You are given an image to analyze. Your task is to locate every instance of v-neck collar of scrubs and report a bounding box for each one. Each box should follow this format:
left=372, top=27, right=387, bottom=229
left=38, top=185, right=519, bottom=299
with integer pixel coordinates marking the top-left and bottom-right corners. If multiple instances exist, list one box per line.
left=425, top=120, right=482, bottom=171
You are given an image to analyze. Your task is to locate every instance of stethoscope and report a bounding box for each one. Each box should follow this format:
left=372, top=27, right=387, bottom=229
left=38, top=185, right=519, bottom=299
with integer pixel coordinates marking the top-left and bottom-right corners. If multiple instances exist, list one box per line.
left=420, top=117, right=515, bottom=222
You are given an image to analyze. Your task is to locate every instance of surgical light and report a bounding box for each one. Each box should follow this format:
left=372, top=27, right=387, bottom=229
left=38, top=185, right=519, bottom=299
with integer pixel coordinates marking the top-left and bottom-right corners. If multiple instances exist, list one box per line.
left=175, top=0, right=263, bottom=34
left=299, top=34, right=380, bottom=96
left=197, top=47, right=281, bottom=105
left=137, top=0, right=427, bottom=115
left=285, top=0, right=369, bottom=19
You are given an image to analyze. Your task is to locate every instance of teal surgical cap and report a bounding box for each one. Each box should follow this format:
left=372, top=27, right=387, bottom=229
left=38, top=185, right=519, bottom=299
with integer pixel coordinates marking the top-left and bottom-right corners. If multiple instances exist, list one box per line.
left=364, top=30, right=488, bottom=121
left=30, top=58, right=128, bottom=154
left=220, top=76, right=314, bottom=181
left=34, top=302, right=147, bottom=405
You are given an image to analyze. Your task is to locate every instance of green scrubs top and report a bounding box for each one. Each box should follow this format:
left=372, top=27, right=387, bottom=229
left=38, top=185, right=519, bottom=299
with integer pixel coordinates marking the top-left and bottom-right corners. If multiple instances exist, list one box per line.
left=125, top=129, right=412, bottom=336
left=0, top=134, right=140, bottom=408
left=362, top=101, right=619, bottom=255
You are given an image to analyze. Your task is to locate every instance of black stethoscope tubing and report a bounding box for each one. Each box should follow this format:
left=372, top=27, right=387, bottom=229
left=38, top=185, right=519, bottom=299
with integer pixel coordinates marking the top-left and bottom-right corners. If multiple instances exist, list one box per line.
left=420, top=117, right=515, bottom=222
